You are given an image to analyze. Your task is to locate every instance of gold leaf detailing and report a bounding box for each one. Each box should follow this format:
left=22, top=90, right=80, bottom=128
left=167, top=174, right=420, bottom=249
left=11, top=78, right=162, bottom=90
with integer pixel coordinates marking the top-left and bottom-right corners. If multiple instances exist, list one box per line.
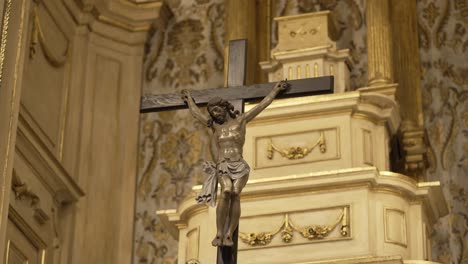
left=239, top=231, right=276, bottom=246
left=0, top=0, right=12, bottom=85
left=239, top=207, right=349, bottom=247
left=267, top=132, right=326, bottom=160
left=30, top=5, right=68, bottom=67
left=289, top=208, right=346, bottom=240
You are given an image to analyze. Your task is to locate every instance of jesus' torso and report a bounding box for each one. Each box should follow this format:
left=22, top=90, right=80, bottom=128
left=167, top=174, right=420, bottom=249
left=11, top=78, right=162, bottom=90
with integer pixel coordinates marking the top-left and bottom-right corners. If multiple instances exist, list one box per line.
left=212, top=115, right=246, bottom=163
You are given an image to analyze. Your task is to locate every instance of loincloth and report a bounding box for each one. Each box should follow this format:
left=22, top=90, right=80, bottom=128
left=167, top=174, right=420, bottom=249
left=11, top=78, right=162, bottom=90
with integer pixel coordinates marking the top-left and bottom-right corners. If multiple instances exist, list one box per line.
left=217, top=158, right=250, bottom=180
left=195, top=159, right=250, bottom=207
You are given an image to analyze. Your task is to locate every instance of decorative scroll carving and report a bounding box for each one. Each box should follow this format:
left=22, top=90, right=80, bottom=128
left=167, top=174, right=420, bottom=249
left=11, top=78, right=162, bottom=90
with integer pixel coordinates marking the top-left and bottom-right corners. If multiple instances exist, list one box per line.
left=12, top=172, right=39, bottom=206
left=29, top=4, right=68, bottom=67
left=239, top=207, right=349, bottom=247
left=267, top=131, right=326, bottom=160
left=186, top=259, right=201, bottom=264
left=11, top=171, right=50, bottom=225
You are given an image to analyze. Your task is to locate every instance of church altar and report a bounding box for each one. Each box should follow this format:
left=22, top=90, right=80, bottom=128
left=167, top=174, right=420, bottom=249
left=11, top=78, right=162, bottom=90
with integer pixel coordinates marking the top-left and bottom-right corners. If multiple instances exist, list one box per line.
left=158, top=11, right=448, bottom=264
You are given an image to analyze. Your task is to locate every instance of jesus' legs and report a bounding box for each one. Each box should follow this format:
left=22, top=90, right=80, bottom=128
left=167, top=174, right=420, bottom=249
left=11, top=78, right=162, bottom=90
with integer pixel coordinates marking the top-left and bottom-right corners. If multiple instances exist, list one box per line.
left=212, top=175, right=232, bottom=247
left=223, top=175, right=249, bottom=246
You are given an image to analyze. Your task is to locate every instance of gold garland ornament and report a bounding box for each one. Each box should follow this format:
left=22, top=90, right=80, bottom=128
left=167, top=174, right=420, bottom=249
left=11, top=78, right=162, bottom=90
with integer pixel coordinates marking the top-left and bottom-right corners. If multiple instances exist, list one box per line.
left=239, top=207, right=349, bottom=246
left=267, top=131, right=326, bottom=160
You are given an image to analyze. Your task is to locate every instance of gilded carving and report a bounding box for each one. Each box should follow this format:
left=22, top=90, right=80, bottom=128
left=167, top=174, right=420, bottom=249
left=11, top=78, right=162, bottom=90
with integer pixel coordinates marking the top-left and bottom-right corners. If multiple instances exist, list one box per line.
left=267, top=131, right=326, bottom=160
left=239, top=207, right=349, bottom=247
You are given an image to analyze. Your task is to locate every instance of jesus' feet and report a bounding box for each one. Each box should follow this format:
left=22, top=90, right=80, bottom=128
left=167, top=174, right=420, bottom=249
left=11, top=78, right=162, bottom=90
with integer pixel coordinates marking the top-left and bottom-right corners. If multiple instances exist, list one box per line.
left=212, top=235, right=223, bottom=247
left=223, top=235, right=233, bottom=247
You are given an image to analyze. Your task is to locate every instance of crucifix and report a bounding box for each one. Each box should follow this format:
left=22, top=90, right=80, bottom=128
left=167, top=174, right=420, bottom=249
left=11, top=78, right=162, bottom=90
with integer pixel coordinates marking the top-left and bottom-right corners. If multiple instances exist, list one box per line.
left=141, top=39, right=334, bottom=264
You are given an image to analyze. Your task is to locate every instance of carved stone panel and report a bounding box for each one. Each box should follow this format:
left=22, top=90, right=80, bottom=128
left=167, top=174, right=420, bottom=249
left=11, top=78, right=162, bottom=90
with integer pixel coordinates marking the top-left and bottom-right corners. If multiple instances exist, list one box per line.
left=384, top=208, right=408, bottom=247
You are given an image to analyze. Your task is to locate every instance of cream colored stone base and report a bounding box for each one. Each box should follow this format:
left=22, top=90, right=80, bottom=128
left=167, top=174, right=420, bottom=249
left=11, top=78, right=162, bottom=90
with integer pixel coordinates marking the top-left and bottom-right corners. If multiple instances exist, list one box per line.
left=158, top=167, right=447, bottom=264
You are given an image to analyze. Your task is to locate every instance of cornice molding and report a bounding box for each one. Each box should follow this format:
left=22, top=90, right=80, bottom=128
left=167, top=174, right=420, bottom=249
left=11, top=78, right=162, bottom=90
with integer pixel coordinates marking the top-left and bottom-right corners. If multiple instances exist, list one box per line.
left=63, top=0, right=169, bottom=44
left=16, top=115, right=85, bottom=205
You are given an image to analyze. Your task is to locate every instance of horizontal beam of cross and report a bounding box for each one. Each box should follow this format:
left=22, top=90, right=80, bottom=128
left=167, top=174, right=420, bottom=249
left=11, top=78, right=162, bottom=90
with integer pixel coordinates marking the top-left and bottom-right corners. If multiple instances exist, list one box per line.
left=140, top=76, right=333, bottom=113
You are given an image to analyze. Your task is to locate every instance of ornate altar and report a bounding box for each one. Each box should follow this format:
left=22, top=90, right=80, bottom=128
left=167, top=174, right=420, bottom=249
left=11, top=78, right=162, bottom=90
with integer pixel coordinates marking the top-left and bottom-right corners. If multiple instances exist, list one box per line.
left=158, top=11, right=448, bottom=264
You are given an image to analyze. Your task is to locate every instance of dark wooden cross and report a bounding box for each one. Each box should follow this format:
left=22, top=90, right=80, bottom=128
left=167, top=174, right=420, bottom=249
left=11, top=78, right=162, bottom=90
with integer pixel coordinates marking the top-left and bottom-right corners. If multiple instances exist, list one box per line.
left=140, top=39, right=334, bottom=264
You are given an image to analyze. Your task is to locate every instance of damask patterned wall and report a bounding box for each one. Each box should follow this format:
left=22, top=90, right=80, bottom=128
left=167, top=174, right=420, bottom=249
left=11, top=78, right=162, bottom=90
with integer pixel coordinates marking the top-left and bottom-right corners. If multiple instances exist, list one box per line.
left=134, top=0, right=467, bottom=263
left=135, top=0, right=225, bottom=263
left=418, top=0, right=468, bottom=263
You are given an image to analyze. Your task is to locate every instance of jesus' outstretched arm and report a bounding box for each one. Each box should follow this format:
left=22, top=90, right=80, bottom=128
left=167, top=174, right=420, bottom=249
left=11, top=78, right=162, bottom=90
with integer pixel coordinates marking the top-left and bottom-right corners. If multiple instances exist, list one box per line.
left=181, top=90, right=209, bottom=126
left=242, top=80, right=289, bottom=123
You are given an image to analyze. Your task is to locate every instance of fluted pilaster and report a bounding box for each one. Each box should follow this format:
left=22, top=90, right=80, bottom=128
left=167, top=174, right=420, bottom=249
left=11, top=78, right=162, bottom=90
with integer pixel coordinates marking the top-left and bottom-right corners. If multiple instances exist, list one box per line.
left=366, top=0, right=394, bottom=86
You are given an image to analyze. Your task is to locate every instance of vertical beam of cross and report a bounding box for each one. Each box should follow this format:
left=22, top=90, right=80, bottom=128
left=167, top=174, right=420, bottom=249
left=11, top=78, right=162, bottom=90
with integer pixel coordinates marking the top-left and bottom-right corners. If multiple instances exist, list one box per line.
left=216, top=39, right=247, bottom=264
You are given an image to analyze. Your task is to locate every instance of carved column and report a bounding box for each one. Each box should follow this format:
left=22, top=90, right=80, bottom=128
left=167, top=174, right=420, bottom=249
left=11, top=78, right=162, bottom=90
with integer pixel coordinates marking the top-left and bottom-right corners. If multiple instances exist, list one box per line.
left=366, top=0, right=394, bottom=86
left=225, top=0, right=257, bottom=85
left=390, top=0, right=427, bottom=180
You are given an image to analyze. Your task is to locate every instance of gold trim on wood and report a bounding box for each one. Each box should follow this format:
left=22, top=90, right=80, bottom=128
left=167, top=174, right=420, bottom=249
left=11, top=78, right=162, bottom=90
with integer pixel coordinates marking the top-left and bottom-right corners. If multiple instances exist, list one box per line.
left=1, top=0, right=26, bottom=233
left=267, top=131, right=326, bottom=160
left=0, top=0, right=12, bottom=84
left=5, top=240, right=10, bottom=263
left=41, top=249, right=46, bottom=264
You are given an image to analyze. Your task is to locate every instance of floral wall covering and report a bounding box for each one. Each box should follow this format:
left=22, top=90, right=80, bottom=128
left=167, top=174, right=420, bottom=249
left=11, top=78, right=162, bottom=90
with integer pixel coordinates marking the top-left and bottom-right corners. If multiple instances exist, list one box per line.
left=135, top=0, right=225, bottom=263
left=418, top=0, right=468, bottom=263
left=134, top=0, right=467, bottom=263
